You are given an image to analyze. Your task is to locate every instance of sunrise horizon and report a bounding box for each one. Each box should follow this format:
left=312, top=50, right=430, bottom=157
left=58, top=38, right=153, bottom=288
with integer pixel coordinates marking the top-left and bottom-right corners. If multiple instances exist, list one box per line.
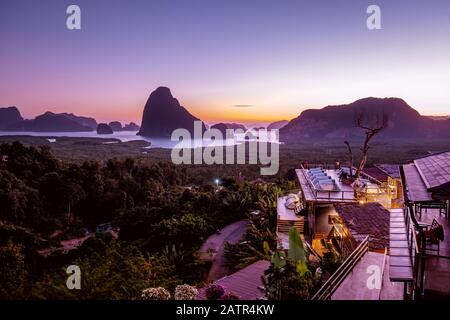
left=2, top=0, right=450, bottom=125
left=6, top=92, right=449, bottom=127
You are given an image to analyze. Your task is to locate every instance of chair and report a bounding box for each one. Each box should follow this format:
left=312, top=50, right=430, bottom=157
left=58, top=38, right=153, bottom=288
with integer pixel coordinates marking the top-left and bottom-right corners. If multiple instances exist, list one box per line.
left=423, top=219, right=444, bottom=255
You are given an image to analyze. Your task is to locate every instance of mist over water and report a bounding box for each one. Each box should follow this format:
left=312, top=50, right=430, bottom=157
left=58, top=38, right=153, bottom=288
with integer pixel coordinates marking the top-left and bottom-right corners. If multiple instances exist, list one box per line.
left=0, top=130, right=281, bottom=149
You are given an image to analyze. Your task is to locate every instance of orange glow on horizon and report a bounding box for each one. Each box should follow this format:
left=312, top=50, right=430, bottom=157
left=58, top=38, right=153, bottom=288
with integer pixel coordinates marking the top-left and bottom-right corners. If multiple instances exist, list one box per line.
left=15, top=96, right=450, bottom=127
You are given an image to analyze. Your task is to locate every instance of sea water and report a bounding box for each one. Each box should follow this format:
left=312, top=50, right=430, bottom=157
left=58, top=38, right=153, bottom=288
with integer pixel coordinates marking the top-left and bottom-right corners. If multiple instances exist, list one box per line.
left=0, top=130, right=281, bottom=149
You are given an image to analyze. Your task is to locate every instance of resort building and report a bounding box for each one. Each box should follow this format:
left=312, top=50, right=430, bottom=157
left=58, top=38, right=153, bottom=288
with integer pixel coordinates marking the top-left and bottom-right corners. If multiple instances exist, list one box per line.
left=277, top=154, right=449, bottom=300
left=363, top=164, right=404, bottom=208
left=277, top=164, right=396, bottom=255
left=397, top=150, right=450, bottom=299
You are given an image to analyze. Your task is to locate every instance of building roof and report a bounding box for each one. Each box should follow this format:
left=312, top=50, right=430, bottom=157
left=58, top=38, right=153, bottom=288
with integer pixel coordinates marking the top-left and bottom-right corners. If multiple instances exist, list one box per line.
left=197, top=260, right=269, bottom=300
left=334, top=203, right=390, bottom=250
left=296, top=169, right=356, bottom=203
left=414, top=150, right=450, bottom=190
left=362, top=167, right=390, bottom=183
left=402, top=163, right=433, bottom=202
left=375, top=164, right=401, bottom=179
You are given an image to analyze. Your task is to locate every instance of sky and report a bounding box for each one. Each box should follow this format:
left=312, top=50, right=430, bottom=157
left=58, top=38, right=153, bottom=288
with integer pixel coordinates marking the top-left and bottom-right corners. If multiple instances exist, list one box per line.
left=1, top=0, right=450, bottom=124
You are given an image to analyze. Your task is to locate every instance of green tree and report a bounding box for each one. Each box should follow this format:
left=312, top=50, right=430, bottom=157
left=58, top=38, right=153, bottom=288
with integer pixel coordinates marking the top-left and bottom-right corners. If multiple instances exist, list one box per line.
left=264, top=227, right=318, bottom=300
left=0, top=241, right=29, bottom=299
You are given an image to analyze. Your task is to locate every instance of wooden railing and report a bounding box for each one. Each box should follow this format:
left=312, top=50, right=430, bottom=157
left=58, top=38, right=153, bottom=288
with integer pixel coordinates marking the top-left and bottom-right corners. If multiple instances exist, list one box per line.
left=311, top=236, right=370, bottom=300
left=328, top=223, right=358, bottom=259
left=304, top=240, right=322, bottom=262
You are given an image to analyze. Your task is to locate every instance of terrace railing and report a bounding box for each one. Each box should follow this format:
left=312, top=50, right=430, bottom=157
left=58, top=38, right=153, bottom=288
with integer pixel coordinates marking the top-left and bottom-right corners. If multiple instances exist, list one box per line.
left=299, top=166, right=356, bottom=201
left=311, top=236, right=370, bottom=300
left=300, top=164, right=391, bottom=202
left=404, top=205, right=423, bottom=299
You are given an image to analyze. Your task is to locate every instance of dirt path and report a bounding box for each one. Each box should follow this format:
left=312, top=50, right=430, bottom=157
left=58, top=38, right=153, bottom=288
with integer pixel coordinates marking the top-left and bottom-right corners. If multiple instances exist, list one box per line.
left=199, top=219, right=249, bottom=282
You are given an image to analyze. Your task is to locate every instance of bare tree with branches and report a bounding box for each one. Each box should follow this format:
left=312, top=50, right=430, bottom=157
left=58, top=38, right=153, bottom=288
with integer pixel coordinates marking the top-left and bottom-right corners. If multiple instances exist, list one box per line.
left=353, top=111, right=389, bottom=179
left=344, top=140, right=353, bottom=177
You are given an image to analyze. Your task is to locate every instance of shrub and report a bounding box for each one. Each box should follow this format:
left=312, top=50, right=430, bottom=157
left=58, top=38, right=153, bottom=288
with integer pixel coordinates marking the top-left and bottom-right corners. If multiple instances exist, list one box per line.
left=205, top=284, right=225, bottom=300
left=141, top=287, right=171, bottom=300
left=174, top=284, right=198, bottom=300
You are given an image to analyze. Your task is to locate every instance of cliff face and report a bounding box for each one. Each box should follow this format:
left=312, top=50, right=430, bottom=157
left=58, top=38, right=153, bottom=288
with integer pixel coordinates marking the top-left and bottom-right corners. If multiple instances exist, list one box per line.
left=280, top=97, right=450, bottom=140
left=0, top=106, right=23, bottom=130
left=137, top=87, right=206, bottom=137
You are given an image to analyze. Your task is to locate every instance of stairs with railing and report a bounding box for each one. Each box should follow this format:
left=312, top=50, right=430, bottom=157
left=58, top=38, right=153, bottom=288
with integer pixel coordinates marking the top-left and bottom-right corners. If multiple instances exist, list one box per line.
left=311, top=236, right=370, bottom=300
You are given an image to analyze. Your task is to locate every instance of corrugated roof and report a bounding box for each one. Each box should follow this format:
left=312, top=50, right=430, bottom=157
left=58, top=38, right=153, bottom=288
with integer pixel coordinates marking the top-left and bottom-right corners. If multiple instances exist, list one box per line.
left=197, top=260, right=270, bottom=300
left=334, top=203, right=390, bottom=250
left=414, top=150, right=450, bottom=190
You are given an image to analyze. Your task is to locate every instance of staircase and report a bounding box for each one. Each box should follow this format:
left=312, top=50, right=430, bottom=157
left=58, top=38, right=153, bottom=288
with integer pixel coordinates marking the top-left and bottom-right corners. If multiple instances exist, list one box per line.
left=312, top=236, right=370, bottom=300
left=389, top=209, right=414, bottom=289
left=277, top=218, right=305, bottom=234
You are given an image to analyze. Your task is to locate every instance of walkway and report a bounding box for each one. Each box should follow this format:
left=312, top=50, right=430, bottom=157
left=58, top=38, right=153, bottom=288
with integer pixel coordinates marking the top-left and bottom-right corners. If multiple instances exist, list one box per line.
left=199, top=220, right=249, bottom=282
left=332, top=251, right=403, bottom=300
left=389, top=209, right=414, bottom=283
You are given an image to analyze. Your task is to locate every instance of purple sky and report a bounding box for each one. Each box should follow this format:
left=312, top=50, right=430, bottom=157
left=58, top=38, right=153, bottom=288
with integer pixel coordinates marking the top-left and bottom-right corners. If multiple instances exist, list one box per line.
left=1, top=0, right=450, bottom=124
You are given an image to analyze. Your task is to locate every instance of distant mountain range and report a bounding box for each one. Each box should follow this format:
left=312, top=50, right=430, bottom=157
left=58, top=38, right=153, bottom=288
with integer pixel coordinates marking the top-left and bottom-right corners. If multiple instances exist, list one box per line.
left=2, top=96, right=449, bottom=140
left=137, top=87, right=206, bottom=137
left=0, top=106, right=23, bottom=130
left=97, top=121, right=140, bottom=134
left=426, top=115, right=450, bottom=121
left=210, top=123, right=247, bottom=135
left=3, top=111, right=95, bottom=132
left=280, top=97, right=450, bottom=140
left=268, top=120, right=289, bottom=131
left=0, top=107, right=139, bottom=133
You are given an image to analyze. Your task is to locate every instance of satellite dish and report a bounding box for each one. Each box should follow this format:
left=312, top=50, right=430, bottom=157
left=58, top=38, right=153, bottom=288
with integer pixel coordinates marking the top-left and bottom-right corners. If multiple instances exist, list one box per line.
left=285, top=194, right=300, bottom=210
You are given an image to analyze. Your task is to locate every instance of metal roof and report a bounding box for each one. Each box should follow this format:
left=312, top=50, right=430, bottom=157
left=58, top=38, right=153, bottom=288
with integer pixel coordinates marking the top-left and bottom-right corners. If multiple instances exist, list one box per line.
left=414, top=150, right=450, bottom=190
left=197, top=260, right=269, bottom=300
left=402, top=163, right=433, bottom=202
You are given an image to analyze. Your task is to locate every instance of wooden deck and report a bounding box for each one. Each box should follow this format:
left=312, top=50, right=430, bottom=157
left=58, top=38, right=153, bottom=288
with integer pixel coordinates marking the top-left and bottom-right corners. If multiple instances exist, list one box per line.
left=418, top=208, right=450, bottom=296
left=277, top=195, right=305, bottom=249
left=277, top=195, right=303, bottom=222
